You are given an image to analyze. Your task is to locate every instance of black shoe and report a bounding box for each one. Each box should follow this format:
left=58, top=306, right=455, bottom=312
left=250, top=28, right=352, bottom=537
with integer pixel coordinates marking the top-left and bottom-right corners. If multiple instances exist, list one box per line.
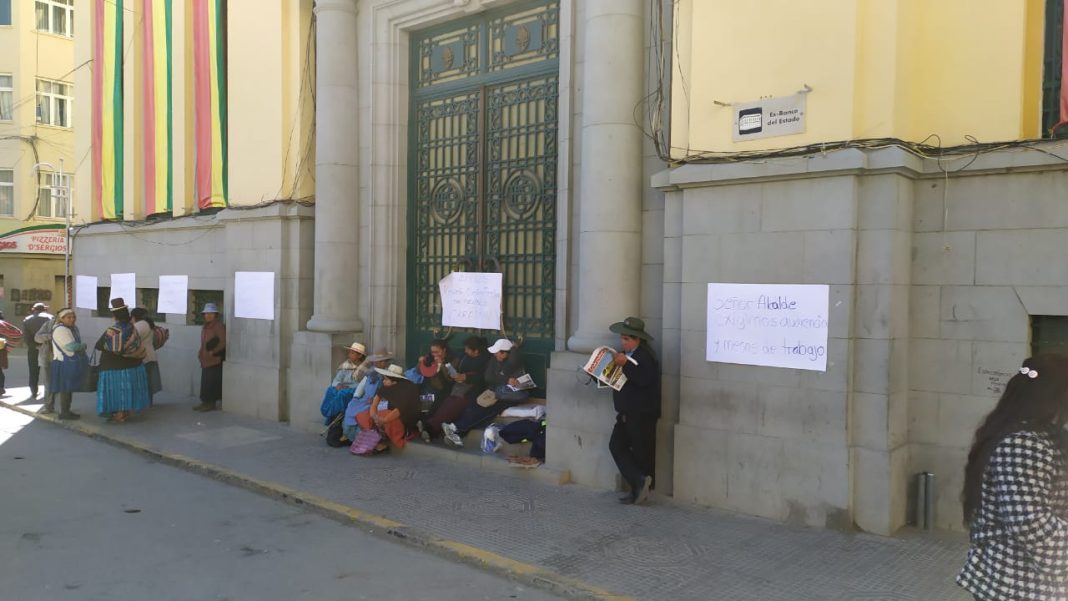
left=57, top=411, right=81, bottom=421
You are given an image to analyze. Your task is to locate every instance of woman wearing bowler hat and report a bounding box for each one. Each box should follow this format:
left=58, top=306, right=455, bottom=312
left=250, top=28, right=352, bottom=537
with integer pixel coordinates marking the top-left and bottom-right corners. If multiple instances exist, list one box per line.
left=95, top=298, right=150, bottom=423
left=608, top=316, right=660, bottom=505
left=195, top=303, right=226, bottom=411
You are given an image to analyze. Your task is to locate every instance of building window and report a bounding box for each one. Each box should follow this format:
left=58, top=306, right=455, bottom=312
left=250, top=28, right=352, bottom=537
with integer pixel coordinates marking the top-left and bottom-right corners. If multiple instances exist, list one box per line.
left=0, top=170, right=13, bottom=217
left=37, top=172, right=70, bottom=219
left=0, top=74, right=11, bottom=121
left=36, top=79, right=72, bottom=128
left=191, top=290, right=224, bottom=325
left=1032, top=315, right=1068, bottom=355
left=0, top=1, right=10, bottom=26
left=36, top=0, right=73, bottom=37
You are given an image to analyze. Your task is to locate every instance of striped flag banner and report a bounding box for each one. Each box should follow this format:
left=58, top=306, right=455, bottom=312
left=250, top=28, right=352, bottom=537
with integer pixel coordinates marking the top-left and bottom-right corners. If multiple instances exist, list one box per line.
left=193, top=0, right=227, bottom=210
left=141, top=0, right=173, bottom=215
left=93, top=0, right=123, bottom=220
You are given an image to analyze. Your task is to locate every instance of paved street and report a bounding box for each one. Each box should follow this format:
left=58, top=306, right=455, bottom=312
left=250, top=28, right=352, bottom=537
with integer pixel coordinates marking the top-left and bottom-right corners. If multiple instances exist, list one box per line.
left=0, top=407, right=563, bottom=601
left=0, top=355, right=971, bottom=601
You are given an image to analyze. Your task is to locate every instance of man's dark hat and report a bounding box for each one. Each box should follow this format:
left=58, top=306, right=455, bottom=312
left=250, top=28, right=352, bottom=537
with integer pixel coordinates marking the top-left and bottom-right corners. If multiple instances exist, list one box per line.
left=609, top=316, right=653, bottom=341
left=109, top=297, right=128, bottom=312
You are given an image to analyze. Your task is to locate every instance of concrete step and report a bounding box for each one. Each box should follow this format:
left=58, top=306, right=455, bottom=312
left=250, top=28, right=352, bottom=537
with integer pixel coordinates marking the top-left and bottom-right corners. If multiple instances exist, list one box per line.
left=400, top=430, right=569, bottom=486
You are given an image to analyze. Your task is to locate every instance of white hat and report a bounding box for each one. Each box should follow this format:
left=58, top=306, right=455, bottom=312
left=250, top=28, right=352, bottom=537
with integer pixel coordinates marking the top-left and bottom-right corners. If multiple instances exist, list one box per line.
left=343, top=341, right=367, bottom=355
left=374, top=364, right=410, bottom=381
left=487, top=338, right=513, bottom=353
left=201, top=303, right=219, bottom=314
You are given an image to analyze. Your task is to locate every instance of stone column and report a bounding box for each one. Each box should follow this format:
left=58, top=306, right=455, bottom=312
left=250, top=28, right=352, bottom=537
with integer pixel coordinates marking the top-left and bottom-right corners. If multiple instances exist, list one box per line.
left=307, top=0, right=362, bottom=333
left=566, top=0, right=646, bottom=353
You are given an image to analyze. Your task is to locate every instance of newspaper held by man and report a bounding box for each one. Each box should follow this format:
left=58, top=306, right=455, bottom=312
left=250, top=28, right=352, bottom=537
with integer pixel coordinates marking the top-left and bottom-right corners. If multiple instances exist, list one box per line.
left=506, top=373, right=537, bottom=392
left=582, top=346, right=638, bottom=392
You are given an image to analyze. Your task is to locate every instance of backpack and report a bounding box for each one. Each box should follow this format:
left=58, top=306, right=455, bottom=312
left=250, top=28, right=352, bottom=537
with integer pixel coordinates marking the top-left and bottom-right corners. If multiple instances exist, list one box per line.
left=152, top=325, right=169, bottom=350
left=103, top=322, right=142, bottom=357
left=325, top=419, right=347, bottom=448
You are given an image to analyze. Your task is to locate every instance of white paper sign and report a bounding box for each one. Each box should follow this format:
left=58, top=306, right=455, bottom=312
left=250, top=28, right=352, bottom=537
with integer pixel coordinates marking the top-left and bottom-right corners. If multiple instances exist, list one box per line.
left=439, top=272, right=503, bottom=330
left=706, top=283, right=829, bottom=371
left=157, top=275, right=189, bottom=315
left=109, top=273, right=136, bottom=308
left=75, top=275, right=98, bottom=310
left=234, top=271, right=275, bottom=320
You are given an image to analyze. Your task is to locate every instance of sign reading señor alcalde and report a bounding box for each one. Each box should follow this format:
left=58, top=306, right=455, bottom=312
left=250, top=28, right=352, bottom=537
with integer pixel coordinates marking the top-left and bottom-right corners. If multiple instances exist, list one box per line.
left=0, top=226, right=67, bottom=255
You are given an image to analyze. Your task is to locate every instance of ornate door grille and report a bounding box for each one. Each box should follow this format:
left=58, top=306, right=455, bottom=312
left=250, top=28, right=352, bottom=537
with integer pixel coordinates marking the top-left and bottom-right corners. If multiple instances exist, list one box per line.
left=407, top=1, right=558, bottom=390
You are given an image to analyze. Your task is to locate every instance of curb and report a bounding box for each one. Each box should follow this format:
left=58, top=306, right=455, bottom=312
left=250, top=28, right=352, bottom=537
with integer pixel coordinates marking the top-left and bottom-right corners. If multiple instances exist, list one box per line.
left=0, top=401, right=634, bottom=601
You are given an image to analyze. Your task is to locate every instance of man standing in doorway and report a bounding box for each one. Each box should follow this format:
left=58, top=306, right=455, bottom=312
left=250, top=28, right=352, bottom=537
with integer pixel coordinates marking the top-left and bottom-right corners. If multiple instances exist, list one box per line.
left=608, top=317, right=660, bottom=505
left=22, top=303, right=52, bottom=400
left=195, top=303, right=226, bottom=411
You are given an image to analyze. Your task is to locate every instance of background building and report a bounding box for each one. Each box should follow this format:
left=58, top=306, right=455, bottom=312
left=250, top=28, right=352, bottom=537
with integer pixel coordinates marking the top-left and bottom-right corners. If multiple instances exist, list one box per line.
left=0, top=0, right=78, bottom=317
left=74, top=0, right=1068, bottom=536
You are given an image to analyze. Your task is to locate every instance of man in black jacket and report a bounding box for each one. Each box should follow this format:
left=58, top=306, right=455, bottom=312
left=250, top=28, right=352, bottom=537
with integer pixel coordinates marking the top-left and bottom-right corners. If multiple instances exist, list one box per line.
left=608, top=317, right=660, bottom=505
left=22, top=303, right=52, bottom=400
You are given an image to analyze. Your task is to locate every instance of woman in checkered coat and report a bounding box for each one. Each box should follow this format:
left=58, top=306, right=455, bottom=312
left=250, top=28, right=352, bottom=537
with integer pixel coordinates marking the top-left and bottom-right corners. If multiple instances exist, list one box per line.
left=958, top=354, right=1068, bottom=601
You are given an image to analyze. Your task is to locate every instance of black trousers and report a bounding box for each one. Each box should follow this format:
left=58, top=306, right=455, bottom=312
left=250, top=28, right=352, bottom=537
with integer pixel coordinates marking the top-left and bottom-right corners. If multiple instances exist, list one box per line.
left=27, top=347, right=40, bottom=393
left=454, top=400, right=523, bottom=435
left=610, top=412, right=657, bottom=491
left=200, top=364, right=223, bottom=403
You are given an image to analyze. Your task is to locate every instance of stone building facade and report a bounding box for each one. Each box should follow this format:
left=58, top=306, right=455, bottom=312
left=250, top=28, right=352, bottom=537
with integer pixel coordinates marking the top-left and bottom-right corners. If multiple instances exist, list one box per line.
left=74, top=0, right=1068, bottom=536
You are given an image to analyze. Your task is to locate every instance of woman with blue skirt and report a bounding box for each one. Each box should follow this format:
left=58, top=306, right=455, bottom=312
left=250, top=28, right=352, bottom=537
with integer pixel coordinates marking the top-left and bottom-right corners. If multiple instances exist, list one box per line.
left=49, top=308, right=88, bottom=420
left=94, top=298, right=150, bottom=423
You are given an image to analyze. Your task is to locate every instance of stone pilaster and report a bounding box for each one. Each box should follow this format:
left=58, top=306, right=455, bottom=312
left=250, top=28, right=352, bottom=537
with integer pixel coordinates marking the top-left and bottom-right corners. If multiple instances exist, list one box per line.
left=307, top=0, right=362, bottom=333
left=566, top=0, right=646, bottom=352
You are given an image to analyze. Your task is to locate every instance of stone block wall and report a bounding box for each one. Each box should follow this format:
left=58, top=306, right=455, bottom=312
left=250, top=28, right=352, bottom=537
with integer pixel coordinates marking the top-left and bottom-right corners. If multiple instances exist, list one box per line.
left=907, top=167, right=1068, bottom=530
left=651, top=146, right=1068, bottom=534
left=72, top=203, right=323, bottom=427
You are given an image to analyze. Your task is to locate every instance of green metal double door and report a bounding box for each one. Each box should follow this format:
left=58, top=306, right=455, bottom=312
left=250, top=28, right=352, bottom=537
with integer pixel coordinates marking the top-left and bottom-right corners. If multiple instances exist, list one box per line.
left=406, top=1, right=559, bottom=393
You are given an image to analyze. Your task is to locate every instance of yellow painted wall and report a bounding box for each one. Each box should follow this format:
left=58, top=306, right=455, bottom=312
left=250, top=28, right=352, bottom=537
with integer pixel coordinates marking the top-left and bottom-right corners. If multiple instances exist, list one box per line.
left=227, top=0, right=314, bottom=206
left=673, top=0, right=1047, bottom=158
left=0, top=0, right=79, bottom=235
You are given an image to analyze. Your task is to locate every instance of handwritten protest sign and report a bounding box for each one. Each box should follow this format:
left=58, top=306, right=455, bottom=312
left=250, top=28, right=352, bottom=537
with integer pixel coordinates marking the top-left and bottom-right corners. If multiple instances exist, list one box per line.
left=439, top=272, right=502, bottom=330
left=706, top=283, right=829, bottom=371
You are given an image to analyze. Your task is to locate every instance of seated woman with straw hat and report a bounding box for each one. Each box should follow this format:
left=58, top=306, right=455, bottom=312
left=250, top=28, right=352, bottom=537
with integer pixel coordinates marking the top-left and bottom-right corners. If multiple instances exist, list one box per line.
left=319, top=341, right=367, bottom=425
left=341, top=349, right=393, bottom=442
left=354, top=363, right=420, bottom=453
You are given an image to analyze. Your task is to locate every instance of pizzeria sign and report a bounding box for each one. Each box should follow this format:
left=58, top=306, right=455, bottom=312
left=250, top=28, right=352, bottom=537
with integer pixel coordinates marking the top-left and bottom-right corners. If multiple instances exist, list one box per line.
left=0, top=226, right=67, bottom=255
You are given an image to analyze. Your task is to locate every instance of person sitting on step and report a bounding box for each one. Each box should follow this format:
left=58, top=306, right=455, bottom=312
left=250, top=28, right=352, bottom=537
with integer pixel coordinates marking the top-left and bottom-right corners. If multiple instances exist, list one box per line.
left=340, top=349, right=393, bottom=443
left=355, top=363, right=420, bottom=453
left=442, top=338, right=529, bottom=447
left=320, top=341, right=367, bottom=426
left=419, top=335, right=491, bottom=442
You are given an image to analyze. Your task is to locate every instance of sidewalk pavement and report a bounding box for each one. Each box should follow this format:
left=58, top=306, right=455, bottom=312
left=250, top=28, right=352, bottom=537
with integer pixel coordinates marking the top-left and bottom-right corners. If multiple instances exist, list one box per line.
left=0, top=373, right=970, bottom=601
